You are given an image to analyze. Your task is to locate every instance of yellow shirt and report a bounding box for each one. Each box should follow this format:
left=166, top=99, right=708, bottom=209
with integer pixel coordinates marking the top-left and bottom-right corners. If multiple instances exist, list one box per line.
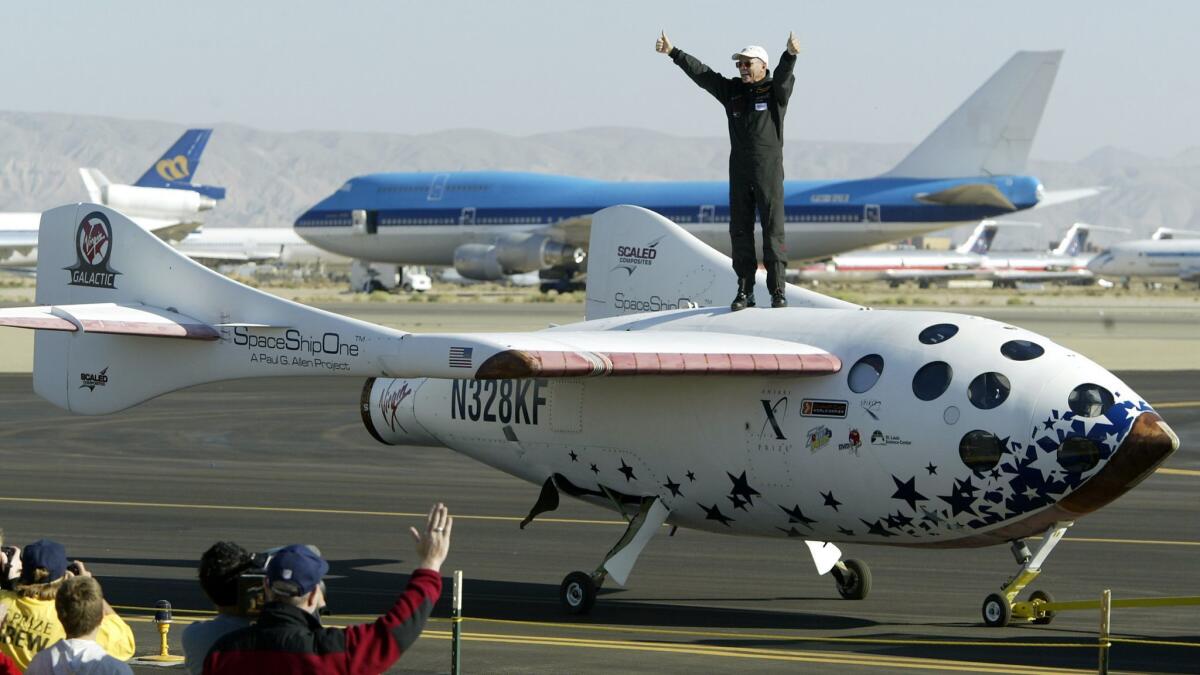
left=0, top=591, right=135, bottom=669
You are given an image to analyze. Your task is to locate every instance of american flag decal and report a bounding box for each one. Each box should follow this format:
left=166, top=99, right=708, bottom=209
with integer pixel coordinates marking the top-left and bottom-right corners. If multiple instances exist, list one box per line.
left=448, top=346, right=474, bottom=368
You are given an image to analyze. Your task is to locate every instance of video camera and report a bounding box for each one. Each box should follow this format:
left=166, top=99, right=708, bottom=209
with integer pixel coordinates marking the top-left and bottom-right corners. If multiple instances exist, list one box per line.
left=235, top=551, right=272, bottom=617
left=0, top=545, right=20, bottom=591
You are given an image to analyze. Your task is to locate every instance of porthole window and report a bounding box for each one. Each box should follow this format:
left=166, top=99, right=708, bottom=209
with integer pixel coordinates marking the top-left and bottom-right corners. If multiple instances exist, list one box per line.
left=959, top=430, right=1002, bottom=472
left=919, top=323, right=959, bottom=345
left=912, top=361, right=953, bottom=401
left=968, top=372, right=1011, bottom=410
left=1068, top=384, right=1114, bottom=417
left=848, top=354, right=885, bottom=393
left=1001, top=340, right=1044, bottom=361
left=1058, top=437, right=1101, bottom=472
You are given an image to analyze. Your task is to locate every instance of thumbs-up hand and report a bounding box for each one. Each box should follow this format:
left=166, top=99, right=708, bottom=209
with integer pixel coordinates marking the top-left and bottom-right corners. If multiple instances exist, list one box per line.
left=787, top=31, right=800, bottom=55
left=656, top=31, right=673, bottom=55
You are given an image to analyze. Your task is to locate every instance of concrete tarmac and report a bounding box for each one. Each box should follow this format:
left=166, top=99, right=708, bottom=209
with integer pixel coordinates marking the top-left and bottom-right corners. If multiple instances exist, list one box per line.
left=0, top=368, right=1196, bottom=674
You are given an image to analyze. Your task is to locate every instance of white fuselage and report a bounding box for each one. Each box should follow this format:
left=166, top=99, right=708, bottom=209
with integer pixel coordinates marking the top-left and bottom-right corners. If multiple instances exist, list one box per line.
left=1087, top=239, right=1200, bottom=280
left=173, top=228, right=349, bottom=265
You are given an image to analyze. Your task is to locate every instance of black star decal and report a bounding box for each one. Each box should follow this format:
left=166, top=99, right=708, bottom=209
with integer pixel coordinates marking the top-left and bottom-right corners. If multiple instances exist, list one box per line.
left=837, top=526, right=855, bottom=536
left=860, top=518, right=897, bottom=537
left=568, top=451, right=578, bottom=462
left=937, top=478, right=979, bottom=517
left=888, top=511, right=913, bottom=528
left=662, top=477, right=682, bottom=497
left=890, top=475, right=928, bottom=512
left=1043, top=416, right=1055, bottom=430
left=727, top=471, right=762, bottom=507
left=686, top=471, right=696, bottom=482
left=989, top=468, right=1001, bottom=480
left=589, top=463, right=599, bottom=475
left=780, top=504, right=817, bottom=528
left=698, top=502, right=734, bottom=527
left=821, top=490, right=842, bottom=512
left=618, top=459, right=636, bottom=482
left=728, top=494, right=748, bottom=511
left=775, top=526, right=806, bottom=538
left=925, top=462, right=938, bottom=475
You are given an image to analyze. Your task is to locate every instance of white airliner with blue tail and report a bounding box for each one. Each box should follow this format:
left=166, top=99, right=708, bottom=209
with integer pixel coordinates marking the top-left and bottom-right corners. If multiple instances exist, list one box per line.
left=294, top=51, right=1098, bottom=287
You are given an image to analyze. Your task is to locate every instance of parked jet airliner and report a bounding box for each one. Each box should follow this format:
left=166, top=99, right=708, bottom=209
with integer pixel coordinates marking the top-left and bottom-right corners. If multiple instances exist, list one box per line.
left=295, top=51, right=1098, bottom=287
left=1087, top=236, right=1200, bottom=283
left=0, top=129, right=226, bottom=269
left=0, top=201, right=1177, bottom=628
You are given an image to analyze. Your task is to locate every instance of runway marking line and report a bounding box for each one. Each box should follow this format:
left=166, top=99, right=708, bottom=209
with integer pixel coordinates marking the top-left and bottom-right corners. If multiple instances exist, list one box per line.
left=116, top=612, right=1099, bottom=673
left=1151, top=400, right=1200, bottom=409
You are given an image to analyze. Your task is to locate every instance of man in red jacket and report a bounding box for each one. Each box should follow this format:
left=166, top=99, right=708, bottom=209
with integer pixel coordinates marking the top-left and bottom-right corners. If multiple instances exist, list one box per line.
left=204, top=503, right=452, bottom=675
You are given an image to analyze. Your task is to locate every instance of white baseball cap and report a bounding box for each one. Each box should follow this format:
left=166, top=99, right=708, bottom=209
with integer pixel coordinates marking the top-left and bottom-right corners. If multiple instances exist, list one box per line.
left=731, top=45, right=769, bottom=68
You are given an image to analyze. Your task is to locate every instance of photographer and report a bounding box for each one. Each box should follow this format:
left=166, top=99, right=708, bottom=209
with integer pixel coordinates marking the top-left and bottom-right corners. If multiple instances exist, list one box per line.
left=204, top=503, right=452, bottom=675
left=0, top=540, right=135, bottom=670
left=182, top=542, right=255, bottom=675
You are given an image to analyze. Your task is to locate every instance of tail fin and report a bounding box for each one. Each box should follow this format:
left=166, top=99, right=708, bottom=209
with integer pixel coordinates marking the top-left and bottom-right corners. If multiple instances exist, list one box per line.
left=135, top=129, right=211, bottom=187
left=78, top=169, right=110, bottom=203
left=21, top=204, right=402, bottom=414
left=955, top=221, right=1000, bottom=255
left=584, top=205, right=857, bottom=321
left=1052, top=222, right=1129, bottom=255
left=133, top=129, right=227, bottom=200
left=885, top=51, right=1062, bottom=178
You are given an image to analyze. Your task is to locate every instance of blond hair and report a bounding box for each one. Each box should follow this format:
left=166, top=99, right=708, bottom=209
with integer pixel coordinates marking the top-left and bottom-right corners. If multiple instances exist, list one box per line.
left=14, top=568, right=63, bottom=600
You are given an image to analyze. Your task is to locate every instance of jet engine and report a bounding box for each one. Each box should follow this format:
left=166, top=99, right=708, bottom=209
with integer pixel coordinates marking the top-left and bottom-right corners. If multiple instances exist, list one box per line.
left=452, top=234, right=585, bottom=281
left=101, top=185, right=217, bottom=216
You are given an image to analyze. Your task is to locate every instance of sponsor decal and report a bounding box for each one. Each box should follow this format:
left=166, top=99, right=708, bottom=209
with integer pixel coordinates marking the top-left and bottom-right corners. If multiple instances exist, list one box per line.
left=837, top=428, right=862, bottom=455
left=612, top=236, right=664, bottom=276
left=65, top=212, right=120, bottom=289
left=451, top=378, right=547, bottom=425
left=448, top=346, right=473, bottom=369
left=156, top=154, right=190, bottom=181
left=78, top=367, right=109, bottom=392
left=870, top=430, right=912, bottom=447
left=612, top=292, right=694, bottom=313
left=805, top=425, right=832, bottom=452
left=861, top=399, right=881, bottom=420
left=232, top=327, right=359, bottom=371
left=379, top=380, right=413, bottom=433
left=801, top=398, right=848, bottom=418
left=759, top=397, right=787, bottom=440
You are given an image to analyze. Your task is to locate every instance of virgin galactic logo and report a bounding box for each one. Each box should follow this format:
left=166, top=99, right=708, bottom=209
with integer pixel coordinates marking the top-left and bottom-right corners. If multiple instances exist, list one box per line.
left=65, top=212, right=121, bottom=289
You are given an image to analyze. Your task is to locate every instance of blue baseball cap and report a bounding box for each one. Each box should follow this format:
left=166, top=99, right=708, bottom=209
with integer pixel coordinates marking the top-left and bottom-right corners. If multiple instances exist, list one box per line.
left=21, top=539, right=68, bottom=584
left=265, top=544, right=329, bottom=596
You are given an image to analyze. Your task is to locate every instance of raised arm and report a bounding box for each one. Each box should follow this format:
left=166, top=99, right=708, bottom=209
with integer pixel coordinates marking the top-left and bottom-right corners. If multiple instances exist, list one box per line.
left=656, top=31, right=731, bottom=103
left=773, top=31, right=800, bottom=104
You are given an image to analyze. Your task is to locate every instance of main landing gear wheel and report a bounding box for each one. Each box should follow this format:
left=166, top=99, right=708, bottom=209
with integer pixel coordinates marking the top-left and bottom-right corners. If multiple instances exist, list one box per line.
left=560, top=571, right=598, bottom=615
left=982, top=592, right=1011, bottom=627
left=834, top=558, right=872, bottom=600
left=1029, top=589, right=1055, bottom=625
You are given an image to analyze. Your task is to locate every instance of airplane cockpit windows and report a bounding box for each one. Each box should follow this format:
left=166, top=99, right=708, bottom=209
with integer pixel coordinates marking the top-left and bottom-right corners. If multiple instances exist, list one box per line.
left=848, top=354, right=885, bottom=393
left=959, top=430, right=1002, bottom=472
left=1057, top=437, right=1101, bottom=473
left=967, top=372, right=1011, bottom=410
left=1068, top=384, right=1114, bottom=417
left=1001, top=340, right=1044, bottom=361
left=912, top=361, right=953, bottom=401
left=918, top=323, right=959, bottom=345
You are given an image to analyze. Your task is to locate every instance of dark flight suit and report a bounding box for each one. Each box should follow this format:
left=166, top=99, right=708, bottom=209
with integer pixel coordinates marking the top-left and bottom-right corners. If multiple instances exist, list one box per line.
left=670, top=48, right=796, bottom=298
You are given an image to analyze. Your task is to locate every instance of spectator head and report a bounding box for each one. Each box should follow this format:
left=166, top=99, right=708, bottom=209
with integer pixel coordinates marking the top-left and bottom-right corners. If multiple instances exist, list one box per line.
left=55, top=576, right=105, bottom=639
left=264, top=545, right=328, bottom=611
left=16, top=539, right=68, bottom=599
left=198, top=541, right=253, bottom=609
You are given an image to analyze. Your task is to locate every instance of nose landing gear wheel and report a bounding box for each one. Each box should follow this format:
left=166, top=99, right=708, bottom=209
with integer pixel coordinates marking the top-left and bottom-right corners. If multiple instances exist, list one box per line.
left=1029, top=589, right=1055, bottom=625
left=833, top=558, right=872, bottom=600
left=560, top=571, right=598, bottom=615
left=982, top=592, right=1011, bottom=627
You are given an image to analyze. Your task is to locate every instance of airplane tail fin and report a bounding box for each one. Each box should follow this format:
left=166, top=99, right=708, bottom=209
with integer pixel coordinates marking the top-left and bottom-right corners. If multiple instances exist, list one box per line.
left=1052, top=222, right=1129, bottom=255
left=5, top=204, right=401, bottom=414
left=955, top=219, right=1042, bottom=254
left=884, top=51, right=1062, bottom=178
left=584, top=205, right=857, bottom=321
left=78, top=169, right=110, bottom=203
left=133, top=129, right=227, bottom=200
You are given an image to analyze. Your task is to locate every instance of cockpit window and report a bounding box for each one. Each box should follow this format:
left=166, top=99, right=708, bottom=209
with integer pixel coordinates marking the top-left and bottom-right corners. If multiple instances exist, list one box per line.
left=912, top=361, right=953, bottom=401
left=1001, top=340, right=1044, bottom=361
left=848, top=354, right=884, bottom=393
left=1068, top=384, right=1114, bottom=417
left=968, top=372, right=1011, bottom=410
left=919, top=324, right=959, bottom=345
left=959, top=430, right=1002, bottom=472
left=338, top=181, right=353, bottom=192
left=1057, top=437, right=1101, bottom=472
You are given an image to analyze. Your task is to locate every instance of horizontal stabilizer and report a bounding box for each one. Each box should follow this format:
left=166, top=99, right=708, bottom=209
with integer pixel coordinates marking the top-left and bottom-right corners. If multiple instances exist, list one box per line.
left=0, top=303, right=218, bottom=340
left=1032, top=187, right=1106, bottom=210
left=917, top=184, right=1016, bottom=211
left=386, top=330, right=841, bottom=380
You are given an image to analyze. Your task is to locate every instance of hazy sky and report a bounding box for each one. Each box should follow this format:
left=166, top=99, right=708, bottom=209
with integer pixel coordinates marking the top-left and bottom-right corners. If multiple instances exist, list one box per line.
left=3, top=1, right=1196, bottom=162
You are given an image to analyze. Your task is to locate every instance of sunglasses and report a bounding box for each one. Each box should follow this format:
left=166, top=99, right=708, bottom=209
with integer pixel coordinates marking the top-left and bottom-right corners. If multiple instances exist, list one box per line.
left=736, top=60, right=755, bottom=69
